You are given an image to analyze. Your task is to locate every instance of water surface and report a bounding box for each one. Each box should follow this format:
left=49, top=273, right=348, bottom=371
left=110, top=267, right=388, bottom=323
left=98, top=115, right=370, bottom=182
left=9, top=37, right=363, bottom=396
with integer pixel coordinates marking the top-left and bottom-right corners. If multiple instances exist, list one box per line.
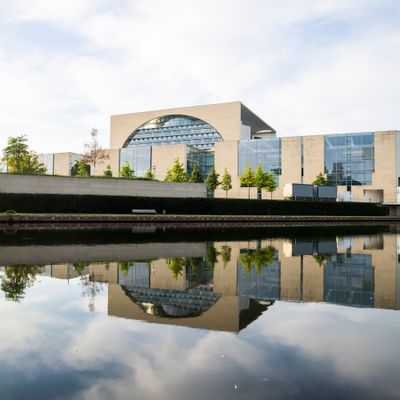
left=0, top=226, right=399, bottom=399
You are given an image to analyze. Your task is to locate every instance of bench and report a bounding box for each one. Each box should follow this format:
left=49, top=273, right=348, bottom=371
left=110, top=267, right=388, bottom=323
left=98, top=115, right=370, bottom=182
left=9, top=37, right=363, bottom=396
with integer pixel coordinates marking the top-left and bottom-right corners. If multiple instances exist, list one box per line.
left=132, top=209, right=157, bottom=214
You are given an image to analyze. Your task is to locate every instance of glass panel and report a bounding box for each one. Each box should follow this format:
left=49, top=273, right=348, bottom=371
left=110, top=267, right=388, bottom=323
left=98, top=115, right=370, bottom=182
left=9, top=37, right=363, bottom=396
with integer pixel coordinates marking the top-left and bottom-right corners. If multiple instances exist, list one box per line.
left=324, top=133, right=374, bottom=186
left=124, top=115, right=222, bottom=150
left=120, top=146, right=151, bottom=177
left=238, top=139, right=281, bottom=185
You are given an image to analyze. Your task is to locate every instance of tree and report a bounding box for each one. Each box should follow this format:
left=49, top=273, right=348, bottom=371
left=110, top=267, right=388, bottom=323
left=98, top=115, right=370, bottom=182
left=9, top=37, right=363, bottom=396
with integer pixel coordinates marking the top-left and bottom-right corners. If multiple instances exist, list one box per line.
left=119, top=161, right=135, bottom=178
left=253, top=164, right=266, bottom=199
left=206, top=245, right=219, bottom=269
left=2, top=135, right=46, bottom=174
left=144, top=168, right=154, bottom=180
left=262, top=171, right=276, bottom=200
left=220, top=245, right=232, bottom=268
left=82, top=128, right=109, bottom=169
left=0, top=266, right=42, bottom=302
left=220, top=168, right=232, bottom=198
left=167, top=257, right=185, bottom=279
left=240, top=164, right=254, bottom=199
left=205, top=166, right=219, bottom=196
left=103, top=164, right=113, bottom=177
left=190, top=163, right=204, bottom=183
left=73, top=160, right=90, bottom=177
left=313, top=172, right=328, bottom=186
left=164, top=158, right=188, bottom=182
left=20, top=152, right=47, bottom=174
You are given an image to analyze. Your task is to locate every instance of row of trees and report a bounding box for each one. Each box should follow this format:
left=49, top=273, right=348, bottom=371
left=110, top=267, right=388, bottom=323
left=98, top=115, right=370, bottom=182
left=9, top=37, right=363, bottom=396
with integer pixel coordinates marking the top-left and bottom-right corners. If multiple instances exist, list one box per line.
left=2, top=133, right=328, bottom=195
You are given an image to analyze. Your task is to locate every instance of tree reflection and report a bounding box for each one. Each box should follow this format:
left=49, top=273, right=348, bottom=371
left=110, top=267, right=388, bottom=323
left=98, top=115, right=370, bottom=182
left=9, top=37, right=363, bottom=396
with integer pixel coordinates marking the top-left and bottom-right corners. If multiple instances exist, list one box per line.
left=313, top=255, right=328, bottom=268
left=239, top=245, right=277, bottom=274
left=167, top=257, right=185, bottom=279
left=220, top=245, right=232, bottom=268
left=206, top=245, right=219, bottom=269
left=0, top=265, right=42, bottom=302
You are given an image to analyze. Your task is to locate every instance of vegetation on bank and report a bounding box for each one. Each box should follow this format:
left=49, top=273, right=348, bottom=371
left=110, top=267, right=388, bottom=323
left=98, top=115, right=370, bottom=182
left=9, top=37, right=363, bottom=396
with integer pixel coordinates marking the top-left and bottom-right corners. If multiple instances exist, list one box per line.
left=0, top=193, right=388, bottom=216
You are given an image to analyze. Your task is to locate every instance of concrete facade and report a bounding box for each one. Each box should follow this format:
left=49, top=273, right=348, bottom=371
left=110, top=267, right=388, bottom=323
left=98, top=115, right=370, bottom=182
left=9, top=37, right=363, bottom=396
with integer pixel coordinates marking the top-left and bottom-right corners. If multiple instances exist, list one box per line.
left=34, top=101, right=399, bottom=203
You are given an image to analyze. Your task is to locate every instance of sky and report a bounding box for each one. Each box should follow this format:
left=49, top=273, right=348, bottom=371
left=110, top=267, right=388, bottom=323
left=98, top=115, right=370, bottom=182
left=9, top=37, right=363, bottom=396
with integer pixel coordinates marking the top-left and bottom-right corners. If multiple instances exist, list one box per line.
left=0, top=0, right=399, bottom=154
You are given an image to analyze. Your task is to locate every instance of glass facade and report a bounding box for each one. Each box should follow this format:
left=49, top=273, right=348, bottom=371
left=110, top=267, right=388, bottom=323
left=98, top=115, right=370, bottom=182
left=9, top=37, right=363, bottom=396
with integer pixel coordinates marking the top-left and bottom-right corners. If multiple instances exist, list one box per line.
left=187, top=146, right=214, bottom=179
left=124, top=115, right=222, bottom=150
left=120, top=146, right=151, bottom=177
left=324, top=133, right=374, bottom=186
left=324, top=253, right=374, bottom=307
left=237, top=249, right=280, bottom=300
left=238, top=139, right=281, bottom=184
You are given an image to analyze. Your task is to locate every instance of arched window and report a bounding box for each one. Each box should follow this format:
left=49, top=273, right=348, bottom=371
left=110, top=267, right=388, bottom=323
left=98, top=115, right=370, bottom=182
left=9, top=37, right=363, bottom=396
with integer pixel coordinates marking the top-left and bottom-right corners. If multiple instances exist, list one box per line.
left=123, top=115, right=222, bottom=150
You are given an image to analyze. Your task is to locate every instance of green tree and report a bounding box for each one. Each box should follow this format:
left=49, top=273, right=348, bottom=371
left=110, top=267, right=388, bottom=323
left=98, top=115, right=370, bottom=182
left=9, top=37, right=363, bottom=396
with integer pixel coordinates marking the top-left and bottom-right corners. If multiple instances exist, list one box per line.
left=263, top=171, right=276, bottom=200
left=144, top=168, right=154, bottom=180
left=220, top=245, right=232, bottom=268
left=167, top=257, right=185, bottom=279
left=103, top=164, right=113, bottom=177
left=20, top=152, right=47, bottom=174
left=253, top=164, right=266, bottom=199
left=164, top=158, right=188, bottom=182
left=220, top=168, right=232, bottom=198
left=0, top=266, right=42, bottom=302
left=252, top=165, right=277, bottom=200
left=74, top=160, right=90, bottom=177
left=313, top=172, right=328, bottom=186
left=190, top=163, right=204, bottom=183
left=240, top=164, right=254, bottom=199
left=206, top=245, right=219, bottom=269
left=119, top=161, right=135, bottom=178
left=205, top=166, right=219, bottom=196
left=313, top=254, right=328, bottom=268
left=2, top=135, right=46, bottom=174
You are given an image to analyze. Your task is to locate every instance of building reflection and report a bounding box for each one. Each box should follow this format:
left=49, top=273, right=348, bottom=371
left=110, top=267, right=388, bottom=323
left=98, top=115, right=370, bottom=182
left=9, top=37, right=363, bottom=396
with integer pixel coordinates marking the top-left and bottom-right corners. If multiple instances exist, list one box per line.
left=0, top=233, right=399, bottom=332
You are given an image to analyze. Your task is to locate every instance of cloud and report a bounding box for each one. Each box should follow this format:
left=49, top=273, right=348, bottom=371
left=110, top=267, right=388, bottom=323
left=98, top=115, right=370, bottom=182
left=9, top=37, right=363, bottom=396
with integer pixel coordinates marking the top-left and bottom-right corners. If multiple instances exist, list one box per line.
left=0, top=0, right=399, bottom=154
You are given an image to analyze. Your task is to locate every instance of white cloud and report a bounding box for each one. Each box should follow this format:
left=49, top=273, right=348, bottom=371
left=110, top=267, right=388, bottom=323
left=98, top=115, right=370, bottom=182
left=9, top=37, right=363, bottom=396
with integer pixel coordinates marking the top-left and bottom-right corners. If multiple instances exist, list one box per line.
left=0, top=0, right=399, bottom=153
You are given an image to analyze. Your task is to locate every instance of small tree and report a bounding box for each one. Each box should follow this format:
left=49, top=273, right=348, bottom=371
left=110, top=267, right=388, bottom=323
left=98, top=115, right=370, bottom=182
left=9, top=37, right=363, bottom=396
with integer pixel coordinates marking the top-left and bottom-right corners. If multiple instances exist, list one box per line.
left=220, top=168, right=232, bottom=198
left=253, top=164, right=267, bottom=199
left=220, top=245, right=232, bottom=268
left=313, top=172, right=328, bottom=186
left=240, top=164, right=254, bottom=199
left=103, top=164, right=113, bottom=177
left=263, top=171, right=276, bottom=200
left=205, top=166, right=220, bottom=196
left=119, top=162, right=135, bottom=178
left=164, top=158, right=188, bottom=182
left=75, top=160, right=90, bottom=177
left=144, top=168, right=154, bottom=180
left=190, top=163, right=204, bottom=183
left=20, top=152, right=47, bottom=174
left=82, top=128, right=109, bottom=169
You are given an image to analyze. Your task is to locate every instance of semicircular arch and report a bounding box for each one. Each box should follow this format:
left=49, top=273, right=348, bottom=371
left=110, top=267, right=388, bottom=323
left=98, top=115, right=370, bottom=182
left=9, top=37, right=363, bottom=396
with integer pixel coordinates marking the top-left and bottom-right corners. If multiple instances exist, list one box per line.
left=122, top=114, right=223, bottom=150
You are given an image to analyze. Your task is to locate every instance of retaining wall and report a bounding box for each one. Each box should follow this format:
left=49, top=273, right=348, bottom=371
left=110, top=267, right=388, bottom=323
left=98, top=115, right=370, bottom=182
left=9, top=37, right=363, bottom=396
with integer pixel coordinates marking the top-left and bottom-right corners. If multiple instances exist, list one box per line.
left=0, top=173, right=206, bottom=198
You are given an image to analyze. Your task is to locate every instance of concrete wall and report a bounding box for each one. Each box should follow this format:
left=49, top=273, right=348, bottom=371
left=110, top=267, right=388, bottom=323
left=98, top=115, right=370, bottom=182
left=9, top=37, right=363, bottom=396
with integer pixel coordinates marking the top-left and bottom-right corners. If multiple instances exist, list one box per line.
left=110, top=101, right=243, bottom=148
left=152, top=144, right=187, bottom=181
left=0, top=173, right=206, bottom=198
left=90, top=148, right=120, bottom=177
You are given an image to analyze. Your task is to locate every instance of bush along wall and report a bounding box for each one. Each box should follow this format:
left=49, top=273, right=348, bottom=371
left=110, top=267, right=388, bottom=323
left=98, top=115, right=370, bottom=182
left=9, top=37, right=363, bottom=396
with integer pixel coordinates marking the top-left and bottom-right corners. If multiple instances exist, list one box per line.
left=0, top=193, right=388, bottom=216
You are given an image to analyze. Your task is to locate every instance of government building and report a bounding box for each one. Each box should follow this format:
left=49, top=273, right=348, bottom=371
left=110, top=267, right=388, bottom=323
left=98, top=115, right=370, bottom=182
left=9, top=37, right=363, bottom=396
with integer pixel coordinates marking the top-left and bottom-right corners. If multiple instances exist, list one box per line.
left=39, top=101, right=400, bottom=203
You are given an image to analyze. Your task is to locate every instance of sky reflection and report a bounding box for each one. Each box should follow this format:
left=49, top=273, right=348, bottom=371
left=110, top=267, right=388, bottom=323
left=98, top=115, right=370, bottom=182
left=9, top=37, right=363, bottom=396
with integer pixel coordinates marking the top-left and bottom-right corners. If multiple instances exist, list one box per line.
left=0, top=229, right=400, bottom=399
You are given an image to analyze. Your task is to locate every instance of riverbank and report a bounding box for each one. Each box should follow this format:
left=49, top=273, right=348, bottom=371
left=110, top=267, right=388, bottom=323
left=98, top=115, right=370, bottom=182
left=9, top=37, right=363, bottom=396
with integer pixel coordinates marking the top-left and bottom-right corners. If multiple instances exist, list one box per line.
left=0, top=213, right=399, bottom=230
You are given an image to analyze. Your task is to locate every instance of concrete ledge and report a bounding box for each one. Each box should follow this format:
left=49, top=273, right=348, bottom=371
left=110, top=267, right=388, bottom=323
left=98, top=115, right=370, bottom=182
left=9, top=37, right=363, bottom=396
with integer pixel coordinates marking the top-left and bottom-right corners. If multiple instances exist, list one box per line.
left=0, top=173, right=206, bottom=198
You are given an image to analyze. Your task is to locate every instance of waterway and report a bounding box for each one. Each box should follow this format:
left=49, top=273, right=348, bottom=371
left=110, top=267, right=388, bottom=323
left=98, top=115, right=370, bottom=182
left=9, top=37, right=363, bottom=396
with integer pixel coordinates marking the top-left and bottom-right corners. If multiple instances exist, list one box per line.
left=0, top=225, right=399, bottom=399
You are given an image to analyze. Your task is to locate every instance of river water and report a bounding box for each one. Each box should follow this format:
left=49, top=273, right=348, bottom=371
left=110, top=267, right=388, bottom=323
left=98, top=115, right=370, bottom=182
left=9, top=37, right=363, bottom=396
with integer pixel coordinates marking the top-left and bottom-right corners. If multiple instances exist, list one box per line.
left=0, top=225, right=399, bottom=400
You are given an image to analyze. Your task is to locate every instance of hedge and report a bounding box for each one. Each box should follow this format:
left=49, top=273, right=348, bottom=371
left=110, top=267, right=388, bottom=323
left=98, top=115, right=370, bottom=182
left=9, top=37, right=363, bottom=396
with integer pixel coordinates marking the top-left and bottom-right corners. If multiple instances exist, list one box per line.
left=0, top=193, right=388, bottom=216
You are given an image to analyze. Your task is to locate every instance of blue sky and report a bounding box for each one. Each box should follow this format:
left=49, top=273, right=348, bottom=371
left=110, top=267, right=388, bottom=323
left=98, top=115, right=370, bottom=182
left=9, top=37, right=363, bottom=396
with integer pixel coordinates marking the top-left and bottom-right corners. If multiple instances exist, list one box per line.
left=0, top=0, right=399, bottom=153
